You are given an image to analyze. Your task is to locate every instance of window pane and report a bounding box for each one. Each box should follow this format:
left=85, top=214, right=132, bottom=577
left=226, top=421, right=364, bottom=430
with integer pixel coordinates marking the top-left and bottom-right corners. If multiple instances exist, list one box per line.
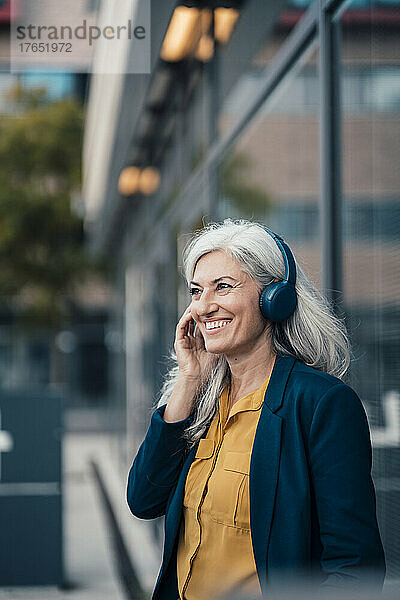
left=217, top=45, right=321, bottom=286
left=340, top=0, right=400, bottom=577
left=218, top=2, right=313, bottom=135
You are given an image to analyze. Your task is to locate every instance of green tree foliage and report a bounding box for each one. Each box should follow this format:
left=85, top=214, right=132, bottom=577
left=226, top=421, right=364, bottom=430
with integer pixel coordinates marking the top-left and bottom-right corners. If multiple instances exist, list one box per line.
left=0, top=83, right=94, bottom=326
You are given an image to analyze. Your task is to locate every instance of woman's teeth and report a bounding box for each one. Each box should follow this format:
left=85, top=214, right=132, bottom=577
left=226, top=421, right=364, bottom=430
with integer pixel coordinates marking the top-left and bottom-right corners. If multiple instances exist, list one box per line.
left=205, top=320, right=231, bottom=330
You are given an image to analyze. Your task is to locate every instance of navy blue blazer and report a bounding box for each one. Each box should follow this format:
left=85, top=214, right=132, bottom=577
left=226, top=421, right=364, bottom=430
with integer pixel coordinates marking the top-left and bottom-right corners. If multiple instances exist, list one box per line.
left=127, top=354, right=386, bottom=599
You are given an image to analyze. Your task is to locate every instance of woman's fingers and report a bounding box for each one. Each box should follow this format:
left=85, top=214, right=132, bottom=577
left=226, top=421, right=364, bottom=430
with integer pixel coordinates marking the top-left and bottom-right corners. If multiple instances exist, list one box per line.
left=188, top=318, right=195, bottom=339
left=194, top=321, right=206, bottom=350
left=176, top=309, right=193, bottom=338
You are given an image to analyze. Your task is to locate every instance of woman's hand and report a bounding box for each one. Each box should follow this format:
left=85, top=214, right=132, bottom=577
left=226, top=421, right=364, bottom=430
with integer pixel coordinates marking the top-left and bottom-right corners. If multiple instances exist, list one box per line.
left=174, top=305, right=211, bottom=382
left=164, top=306, right=216, bottom=423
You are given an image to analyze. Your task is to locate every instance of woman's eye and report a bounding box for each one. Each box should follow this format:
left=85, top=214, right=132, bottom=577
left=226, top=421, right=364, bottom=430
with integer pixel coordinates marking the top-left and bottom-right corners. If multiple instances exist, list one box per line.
left=216, top=282, right=231, bottom=291
left=190, top=288, right=201, bottom=296
left=190, top=283, right=231, bottom=295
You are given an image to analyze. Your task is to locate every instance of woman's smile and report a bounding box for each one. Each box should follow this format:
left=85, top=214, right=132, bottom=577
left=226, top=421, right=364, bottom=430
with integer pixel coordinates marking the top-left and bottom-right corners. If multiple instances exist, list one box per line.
left=204, top=319, right=232, bottom=333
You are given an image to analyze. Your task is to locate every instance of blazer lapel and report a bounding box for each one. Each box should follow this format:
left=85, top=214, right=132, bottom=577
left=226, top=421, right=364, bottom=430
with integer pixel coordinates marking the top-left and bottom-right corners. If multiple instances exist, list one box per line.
left=250, top=354, right=296, bottom=592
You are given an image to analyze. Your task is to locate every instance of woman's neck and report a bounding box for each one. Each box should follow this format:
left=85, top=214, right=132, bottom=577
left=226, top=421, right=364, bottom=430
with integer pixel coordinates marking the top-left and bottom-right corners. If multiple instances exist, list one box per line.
left=227, top=341, right=276, bottom=407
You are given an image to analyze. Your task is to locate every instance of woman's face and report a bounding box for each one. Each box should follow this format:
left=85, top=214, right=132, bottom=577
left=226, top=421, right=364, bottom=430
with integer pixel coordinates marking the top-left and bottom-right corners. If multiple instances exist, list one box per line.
left=189, top=250, right=268, bottom=358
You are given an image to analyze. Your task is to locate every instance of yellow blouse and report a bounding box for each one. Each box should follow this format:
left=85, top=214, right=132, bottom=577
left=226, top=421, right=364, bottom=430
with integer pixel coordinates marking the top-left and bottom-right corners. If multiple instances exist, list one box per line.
left=176, top=375, right=271, bottom=600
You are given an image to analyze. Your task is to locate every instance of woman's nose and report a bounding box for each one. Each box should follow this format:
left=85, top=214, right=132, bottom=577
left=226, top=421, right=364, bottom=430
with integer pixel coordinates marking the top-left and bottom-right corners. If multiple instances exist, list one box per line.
left=192, top=292, right=218, bottom=317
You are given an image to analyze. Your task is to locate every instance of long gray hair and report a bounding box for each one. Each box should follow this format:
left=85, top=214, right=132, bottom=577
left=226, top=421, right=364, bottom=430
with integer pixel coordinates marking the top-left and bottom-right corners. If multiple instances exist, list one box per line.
left=157, top=219, right=351, bottom=448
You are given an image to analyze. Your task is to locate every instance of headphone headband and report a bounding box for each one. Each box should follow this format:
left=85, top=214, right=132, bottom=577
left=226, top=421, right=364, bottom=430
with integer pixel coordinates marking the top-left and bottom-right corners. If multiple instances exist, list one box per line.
left=263, top=227, right=296, bottom=286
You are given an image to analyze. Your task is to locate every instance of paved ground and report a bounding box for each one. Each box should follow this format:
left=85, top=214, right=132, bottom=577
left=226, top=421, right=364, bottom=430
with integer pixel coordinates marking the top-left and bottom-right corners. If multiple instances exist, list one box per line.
left=0, top=433, right=126, bottom=600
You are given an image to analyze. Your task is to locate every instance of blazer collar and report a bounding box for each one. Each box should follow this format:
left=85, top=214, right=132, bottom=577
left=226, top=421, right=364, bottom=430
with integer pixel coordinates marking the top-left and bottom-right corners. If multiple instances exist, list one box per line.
left=263, top=353, right=296, bottom=413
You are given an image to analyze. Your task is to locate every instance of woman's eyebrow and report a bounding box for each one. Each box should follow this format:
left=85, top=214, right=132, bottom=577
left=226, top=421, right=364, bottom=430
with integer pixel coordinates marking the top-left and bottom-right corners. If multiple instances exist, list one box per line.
left=190, top=276, right=237, bottom=286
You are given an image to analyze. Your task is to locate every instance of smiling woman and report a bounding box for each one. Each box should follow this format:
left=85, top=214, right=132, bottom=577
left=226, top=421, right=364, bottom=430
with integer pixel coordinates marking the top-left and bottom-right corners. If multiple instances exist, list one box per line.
left=126, top=219, right=385, bottom=600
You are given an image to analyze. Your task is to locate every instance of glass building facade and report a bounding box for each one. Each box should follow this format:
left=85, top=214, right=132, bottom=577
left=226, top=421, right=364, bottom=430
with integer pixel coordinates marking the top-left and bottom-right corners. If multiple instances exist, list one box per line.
left=84, top=0, right=400, bottom=580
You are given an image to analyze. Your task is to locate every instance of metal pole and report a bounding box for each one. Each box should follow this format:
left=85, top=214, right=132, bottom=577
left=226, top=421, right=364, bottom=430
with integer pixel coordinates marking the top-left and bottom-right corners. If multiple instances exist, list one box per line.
left=208, top=10, right=219, bottom=221
left=319, top=3, right=343, bottom=313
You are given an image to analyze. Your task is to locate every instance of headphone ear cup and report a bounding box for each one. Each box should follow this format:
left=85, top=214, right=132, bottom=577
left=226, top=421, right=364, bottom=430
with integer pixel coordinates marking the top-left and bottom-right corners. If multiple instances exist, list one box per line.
left=259, top=282, right=297, bottom=322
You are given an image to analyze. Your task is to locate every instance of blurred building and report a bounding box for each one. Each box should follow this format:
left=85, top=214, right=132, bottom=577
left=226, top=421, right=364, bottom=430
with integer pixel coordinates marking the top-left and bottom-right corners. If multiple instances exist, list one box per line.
left=0, top=0, right=111, bottom=414
left=83, top=0, right=400, bottom=580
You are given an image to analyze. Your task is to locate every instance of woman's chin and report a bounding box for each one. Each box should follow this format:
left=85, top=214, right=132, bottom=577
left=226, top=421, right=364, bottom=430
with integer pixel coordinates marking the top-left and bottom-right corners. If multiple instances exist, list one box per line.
left=204, top=340, right=230, bottom=355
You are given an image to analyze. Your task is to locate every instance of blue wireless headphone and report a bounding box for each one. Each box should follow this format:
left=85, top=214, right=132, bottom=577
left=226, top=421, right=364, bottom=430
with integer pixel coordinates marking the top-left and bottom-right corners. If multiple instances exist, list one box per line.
left=259, top=227, right=297, bottom=322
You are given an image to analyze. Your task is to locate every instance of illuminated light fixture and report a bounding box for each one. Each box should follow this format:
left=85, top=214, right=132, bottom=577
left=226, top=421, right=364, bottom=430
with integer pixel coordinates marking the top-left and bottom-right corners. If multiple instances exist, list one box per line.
left=138, top=167, right=160, bottom=196
left=195, top=9, right=213, bottom=62
left=160, top=6, right=202, bottom=62
left=195, top=34, right=214, bottom=62
left=214, top=7, right=240, bottom=44
left=118, top=166, right=140, bottom=196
